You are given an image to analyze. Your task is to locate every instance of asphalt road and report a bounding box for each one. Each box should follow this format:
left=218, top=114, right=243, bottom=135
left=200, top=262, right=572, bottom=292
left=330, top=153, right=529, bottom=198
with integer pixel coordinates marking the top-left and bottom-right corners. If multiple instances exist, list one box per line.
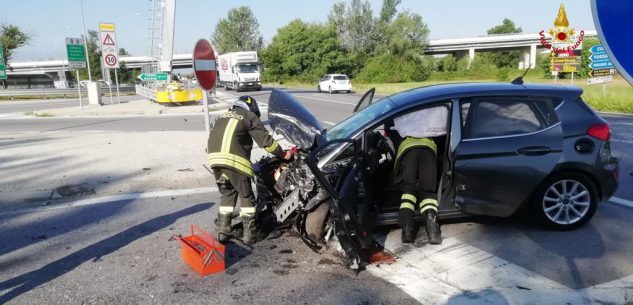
left=1, top=88, right=633, bottom=304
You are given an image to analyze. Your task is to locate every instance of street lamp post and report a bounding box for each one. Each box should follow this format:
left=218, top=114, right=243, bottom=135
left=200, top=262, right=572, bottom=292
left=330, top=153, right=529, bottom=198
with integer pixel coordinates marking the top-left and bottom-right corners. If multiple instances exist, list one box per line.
left=79, top=0, right=92, bottom=82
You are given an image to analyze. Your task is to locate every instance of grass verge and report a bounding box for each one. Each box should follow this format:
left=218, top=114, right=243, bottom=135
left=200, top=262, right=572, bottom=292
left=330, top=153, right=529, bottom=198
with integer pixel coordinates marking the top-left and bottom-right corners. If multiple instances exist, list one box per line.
left=24, top=111, right=54, bottom=117
left=266, top=77, right=633, bottom=114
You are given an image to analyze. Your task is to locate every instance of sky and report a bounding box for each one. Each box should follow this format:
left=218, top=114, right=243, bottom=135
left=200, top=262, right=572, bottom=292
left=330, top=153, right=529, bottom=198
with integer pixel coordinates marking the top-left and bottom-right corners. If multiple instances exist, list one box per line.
left=3, top=0, right=596, bottom=61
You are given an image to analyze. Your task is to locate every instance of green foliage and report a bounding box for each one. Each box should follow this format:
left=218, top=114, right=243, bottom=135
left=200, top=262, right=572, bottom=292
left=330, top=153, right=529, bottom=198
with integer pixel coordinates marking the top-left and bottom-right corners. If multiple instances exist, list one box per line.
left=487, top=18, right=522, bottom=35
left=581, top=37, right=601, bottom=78
left=355, top=53, right=431, bottom=83
left=495, top=67, right=511, bottom=81
left=436, top=55, right=458, bottom=72
left=79, top=30, right=102, bottom=81
left=385, top=11, right=429, bottom=58
left=328, top=0, right=376, bottom=54
left=212, top=6, right=263, bottom=53
left=261, top=20, right=347, bottom=82
left=0, top=23, right=30, bottom=62
left=480, top=19, right=523, bottom=68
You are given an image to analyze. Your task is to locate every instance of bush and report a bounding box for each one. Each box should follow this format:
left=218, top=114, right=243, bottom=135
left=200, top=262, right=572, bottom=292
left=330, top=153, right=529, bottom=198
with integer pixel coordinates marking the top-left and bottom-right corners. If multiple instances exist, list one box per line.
left=355, top=54, right=432, bottom=83
left=496, top=67, right=511, bottom=81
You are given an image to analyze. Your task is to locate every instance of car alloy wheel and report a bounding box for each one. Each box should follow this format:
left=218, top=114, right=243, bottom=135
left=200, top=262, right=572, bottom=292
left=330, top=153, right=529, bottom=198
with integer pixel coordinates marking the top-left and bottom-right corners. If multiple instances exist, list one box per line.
left=531, top=172, right=597, bottom=230
left=543, top=180, right=591, bottom=225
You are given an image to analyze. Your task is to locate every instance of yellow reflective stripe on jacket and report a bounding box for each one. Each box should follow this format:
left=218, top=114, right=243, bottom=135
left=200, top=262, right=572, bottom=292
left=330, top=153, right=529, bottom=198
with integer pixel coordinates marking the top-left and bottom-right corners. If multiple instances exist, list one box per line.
left=401, top=193, right=417, bottom=204
left=208, top=152, right=253, bottom=176
left=265, top=140, right=280, bottom=153
left=419, top=198, right=439, bottom=213
left=221, top=119, right=239, bottom=153
left=396, top=137, right=437, bottom=160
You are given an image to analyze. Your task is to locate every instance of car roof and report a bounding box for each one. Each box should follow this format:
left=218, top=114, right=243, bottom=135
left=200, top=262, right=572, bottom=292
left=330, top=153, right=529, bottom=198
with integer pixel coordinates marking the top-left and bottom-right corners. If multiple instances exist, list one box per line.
left=385, top=82, right=584, bottom=106
left=325, top=74, right=348, bottom=77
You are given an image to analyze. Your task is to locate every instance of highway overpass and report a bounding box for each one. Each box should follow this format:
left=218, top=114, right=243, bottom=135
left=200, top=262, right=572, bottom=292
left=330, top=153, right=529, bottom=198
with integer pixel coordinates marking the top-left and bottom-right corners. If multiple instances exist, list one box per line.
left=6, top=30, right=598, bottom=79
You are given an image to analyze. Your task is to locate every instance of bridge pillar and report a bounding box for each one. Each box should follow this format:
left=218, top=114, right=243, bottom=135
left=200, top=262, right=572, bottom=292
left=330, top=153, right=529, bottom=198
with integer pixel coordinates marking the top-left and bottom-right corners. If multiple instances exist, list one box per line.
left=530, top=44, right=537, bottom=69
left=468, top=47, right=475, bottom=68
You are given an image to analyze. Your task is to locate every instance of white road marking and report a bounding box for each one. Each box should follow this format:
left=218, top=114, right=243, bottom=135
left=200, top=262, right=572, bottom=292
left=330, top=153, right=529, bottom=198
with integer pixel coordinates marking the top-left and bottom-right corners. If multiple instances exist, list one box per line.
left=322, top=120, right=336, bottom=126
left=610, top=122, right=633, bottom=126
left=612, top=139, right=633, bottom=144
left=293, top=94, right=357, bottom=105
left=610, top=196, right=633, bottom=208
left=0, top=187, right=218, bottom=216
left=370, top=231, right=633, bottom=304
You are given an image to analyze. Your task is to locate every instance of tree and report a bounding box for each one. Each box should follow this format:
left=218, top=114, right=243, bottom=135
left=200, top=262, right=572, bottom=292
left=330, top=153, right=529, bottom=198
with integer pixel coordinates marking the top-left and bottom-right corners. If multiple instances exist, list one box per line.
left=482, top=18, right=523, bottom=68
left=328, top=0, right=375, bottom=54
left=0, top=24, right=30, bottom=63
left=386, top=11, right=429, bottom=58
left=79, top=30, right=102, bottom=81
left=261, top=20, right=347, bottom=82
left=0, top=23, right=30, bottom=88
left=212, top=6, right=263, bottom=53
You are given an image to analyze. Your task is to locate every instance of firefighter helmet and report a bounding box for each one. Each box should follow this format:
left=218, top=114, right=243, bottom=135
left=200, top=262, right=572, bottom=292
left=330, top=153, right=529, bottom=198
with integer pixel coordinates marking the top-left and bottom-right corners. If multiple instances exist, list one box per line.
left=233, top=95, right=261, bottom=118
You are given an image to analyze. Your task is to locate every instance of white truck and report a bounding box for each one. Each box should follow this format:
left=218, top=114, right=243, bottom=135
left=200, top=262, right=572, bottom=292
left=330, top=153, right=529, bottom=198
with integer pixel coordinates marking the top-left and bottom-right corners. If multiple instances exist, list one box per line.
left=217, top=51, right=262, bottom=91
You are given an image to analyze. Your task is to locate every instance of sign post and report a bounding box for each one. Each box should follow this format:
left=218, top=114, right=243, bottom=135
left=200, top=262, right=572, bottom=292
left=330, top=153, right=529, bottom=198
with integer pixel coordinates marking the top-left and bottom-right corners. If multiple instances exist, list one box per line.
left=0, top=43, right=7, bottom=81
left=588, top=44, right=615, bottom=97
left=99, top=23, right=120, bottom=104
left=193, top=39, right=218, bottom=134
left=66, top=38, right=87, bottom=108
left=137, top=73, right=169, bottom=81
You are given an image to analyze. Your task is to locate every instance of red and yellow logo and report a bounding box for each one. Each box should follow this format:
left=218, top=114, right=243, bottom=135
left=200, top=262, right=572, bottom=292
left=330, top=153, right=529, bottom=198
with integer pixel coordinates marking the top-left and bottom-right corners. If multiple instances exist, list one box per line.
left=539, top=4, right=585, bottom=55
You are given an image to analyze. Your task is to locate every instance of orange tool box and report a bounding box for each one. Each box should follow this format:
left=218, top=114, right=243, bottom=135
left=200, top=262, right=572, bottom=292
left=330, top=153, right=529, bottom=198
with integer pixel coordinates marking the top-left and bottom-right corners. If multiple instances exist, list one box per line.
left=174, top=225, right=225, bottom=276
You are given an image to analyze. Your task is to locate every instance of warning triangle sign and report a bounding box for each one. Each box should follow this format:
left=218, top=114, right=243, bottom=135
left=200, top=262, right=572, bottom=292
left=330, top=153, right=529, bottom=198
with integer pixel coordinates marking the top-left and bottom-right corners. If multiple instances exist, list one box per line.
left=103, top=34, right=115, bottom=46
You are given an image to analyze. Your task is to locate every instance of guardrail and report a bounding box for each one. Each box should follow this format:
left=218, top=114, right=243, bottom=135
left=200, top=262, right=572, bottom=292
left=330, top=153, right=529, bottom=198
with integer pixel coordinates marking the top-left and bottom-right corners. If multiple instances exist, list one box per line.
left=0, top=87, right=136, bottom=99
left=135, top=84, right=156, bottom=101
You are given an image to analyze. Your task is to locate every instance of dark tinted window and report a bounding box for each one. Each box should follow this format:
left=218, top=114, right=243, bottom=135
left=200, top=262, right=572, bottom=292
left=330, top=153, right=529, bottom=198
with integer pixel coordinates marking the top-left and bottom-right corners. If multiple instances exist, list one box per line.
left=463, top=99, right=545, bottom=139
left=333, top=75, right=348, bottom=80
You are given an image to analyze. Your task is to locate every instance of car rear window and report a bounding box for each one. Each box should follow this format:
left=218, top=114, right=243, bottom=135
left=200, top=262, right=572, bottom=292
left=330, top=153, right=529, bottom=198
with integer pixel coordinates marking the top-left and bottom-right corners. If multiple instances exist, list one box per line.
left=333, top=75, right=348, bottom=80
left=462, top=98, right=549, bottom=139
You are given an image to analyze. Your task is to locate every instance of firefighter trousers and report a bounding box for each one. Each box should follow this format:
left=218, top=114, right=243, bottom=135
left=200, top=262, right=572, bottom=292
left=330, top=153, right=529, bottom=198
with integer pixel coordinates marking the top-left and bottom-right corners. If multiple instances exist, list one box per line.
left=212, top=168, right=256, bottom=217
left=396, top=148, right=438, bottom=213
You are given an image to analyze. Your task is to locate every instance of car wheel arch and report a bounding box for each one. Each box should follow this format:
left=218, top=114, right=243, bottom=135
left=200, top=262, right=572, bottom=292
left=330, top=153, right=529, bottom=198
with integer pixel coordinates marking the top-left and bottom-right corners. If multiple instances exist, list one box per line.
left=546, top=164, right=603, bottom=202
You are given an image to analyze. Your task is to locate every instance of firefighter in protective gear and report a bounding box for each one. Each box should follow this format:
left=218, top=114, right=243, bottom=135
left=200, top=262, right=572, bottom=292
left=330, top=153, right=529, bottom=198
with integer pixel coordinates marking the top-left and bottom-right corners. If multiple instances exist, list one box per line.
left=207, top=95, right=290, bottom=244
left=394, top=137, right=441, bottom=244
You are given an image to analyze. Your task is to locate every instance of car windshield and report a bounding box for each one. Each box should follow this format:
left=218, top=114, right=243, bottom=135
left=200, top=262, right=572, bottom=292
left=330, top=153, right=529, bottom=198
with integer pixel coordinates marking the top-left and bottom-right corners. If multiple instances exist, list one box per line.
left=333, top=75, right=348, bottom=80
left=327, top=98, right=396, bottom=140
left=238, top=64, right=258, bottom=73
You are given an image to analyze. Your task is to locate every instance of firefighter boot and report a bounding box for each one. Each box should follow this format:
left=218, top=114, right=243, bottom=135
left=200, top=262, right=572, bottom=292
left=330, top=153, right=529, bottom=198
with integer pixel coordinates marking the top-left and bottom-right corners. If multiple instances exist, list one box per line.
left=242, top=215, right=260, bottom=245
left=217, top=213, right=232, bottom=244
left=399, top=208, right=416, bottom=243
left=424, top=210, right=442, bottom=245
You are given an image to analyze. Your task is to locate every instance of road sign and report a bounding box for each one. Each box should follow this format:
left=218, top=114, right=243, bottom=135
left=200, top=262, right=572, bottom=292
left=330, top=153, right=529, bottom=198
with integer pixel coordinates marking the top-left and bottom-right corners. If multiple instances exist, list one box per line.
left=193, top=39, right=217, bottom=91
left=590, top=44, right=605, bottom=54
left=589, top=60, right=615, bottom=70
left=589, top=68, right=616, bottom=77
left=137, top=73, right=168, bottom=81
left=0, top=43, right=6, bottom=80
left=99, top=23, right=119, bottom=69
left=588, top=75, right=614, bottom=84
left=589, top=53, right=611, bottom=62
left=592, top=0, right=633, bottom=85
left=65, top=38, right=87, bottom=69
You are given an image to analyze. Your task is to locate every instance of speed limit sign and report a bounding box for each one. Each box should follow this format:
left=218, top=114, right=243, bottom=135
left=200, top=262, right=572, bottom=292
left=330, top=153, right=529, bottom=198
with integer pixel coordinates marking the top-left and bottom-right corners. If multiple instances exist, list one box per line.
left=104, top=54, right=118, bottom=67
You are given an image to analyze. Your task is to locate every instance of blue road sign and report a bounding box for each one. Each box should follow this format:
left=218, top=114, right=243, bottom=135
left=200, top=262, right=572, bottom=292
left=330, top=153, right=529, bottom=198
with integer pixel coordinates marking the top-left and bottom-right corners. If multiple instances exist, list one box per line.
left=589, top=61, right=616, bottom=70
left=590, top=53, right=611, bottom=63
left=592, top=0, right=633, bottom=85
left=590, top=45, right=605, bottom=54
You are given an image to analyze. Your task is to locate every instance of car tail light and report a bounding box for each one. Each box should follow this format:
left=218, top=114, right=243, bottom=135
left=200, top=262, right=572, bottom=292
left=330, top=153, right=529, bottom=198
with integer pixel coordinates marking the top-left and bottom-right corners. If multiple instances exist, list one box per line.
left=587, top=123, right=610, bottom=141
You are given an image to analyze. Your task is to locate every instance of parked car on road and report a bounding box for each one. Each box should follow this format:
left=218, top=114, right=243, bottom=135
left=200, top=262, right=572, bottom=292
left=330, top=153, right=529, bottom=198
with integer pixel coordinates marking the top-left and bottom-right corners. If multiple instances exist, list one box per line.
left=256, top=82, right=619, bottom=265
left=317, top=74, right=352, bottom=94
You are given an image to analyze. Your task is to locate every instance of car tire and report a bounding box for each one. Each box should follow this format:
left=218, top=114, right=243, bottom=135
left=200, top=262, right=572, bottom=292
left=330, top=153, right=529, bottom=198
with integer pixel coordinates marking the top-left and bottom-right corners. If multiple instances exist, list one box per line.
left=328, top=86, right=332, bottom=94
left=530, top=172, right=598, bottom=231
left=305, top=201, right=330, bottom=241
left=347, top=90, right=351, bottom=93
left=317, top=85, right=321, bottom=93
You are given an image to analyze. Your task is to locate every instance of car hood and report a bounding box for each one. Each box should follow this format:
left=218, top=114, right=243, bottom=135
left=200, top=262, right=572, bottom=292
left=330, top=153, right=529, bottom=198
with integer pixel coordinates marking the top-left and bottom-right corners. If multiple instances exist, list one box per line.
left=268, top=89, right=325, bottom=150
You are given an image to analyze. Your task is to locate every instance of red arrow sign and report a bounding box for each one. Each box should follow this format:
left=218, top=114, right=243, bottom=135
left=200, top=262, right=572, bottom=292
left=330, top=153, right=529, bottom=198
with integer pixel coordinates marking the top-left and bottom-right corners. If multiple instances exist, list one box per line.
left=193, top=39, right=217, bottom=91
